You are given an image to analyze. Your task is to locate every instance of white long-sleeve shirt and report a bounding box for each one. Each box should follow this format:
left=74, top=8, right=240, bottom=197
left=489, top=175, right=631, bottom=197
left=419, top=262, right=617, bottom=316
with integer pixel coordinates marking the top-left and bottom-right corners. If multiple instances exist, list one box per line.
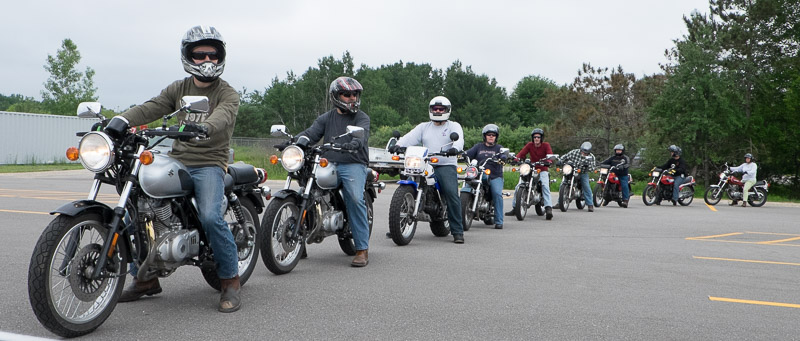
left=396, top=121, right=464, bottom=166
left=730, top=162, right=757, bottom=181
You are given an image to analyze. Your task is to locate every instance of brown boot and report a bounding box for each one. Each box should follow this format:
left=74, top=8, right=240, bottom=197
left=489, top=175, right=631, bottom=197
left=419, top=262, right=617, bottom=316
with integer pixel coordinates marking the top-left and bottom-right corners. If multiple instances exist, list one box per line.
left=741, top=201, right=747, bottom=207
left=219, top=275, right=241, bottom=313
left=351, top=250, right=368, bottom=267
left=119, top=277, right=162, bottom=302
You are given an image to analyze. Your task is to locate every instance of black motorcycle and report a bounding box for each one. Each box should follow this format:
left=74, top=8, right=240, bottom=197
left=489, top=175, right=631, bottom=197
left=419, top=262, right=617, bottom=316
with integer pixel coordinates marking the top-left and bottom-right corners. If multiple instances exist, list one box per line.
left=510, top=155, right=557, bottom=220
left=459, top=148, right=509, bottom=230
left=28, top=97, right=267, bottom=337
left=556, top=162, right=588, bottom=212
left=260, top=124, right=383, bottom=274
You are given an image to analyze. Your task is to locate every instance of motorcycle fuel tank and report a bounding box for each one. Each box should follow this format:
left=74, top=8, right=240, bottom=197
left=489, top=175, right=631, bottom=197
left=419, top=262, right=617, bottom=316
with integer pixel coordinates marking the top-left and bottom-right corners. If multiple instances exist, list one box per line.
left=139, top=154, right=194, bottom=198
left=315, top=162, right=340, bottom=190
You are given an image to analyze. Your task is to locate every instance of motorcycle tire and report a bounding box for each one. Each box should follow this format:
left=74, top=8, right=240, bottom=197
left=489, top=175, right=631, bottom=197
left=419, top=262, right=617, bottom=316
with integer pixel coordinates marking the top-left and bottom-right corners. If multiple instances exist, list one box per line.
left=28, top=213, right=126, bottom=338
left=593, top=184, right=604, bottom=207
left=389, top=186, right=418, bottom=246
left=259, top=197, right=304, bottom=275
left=678, top=186, right=694, bottom=206
left=747, top=187, right=768, bottom=207
left=513, top=188, right=528, bottom=221
left=703, top=187, right=723, bottom=206
left=460, top=192, right=475, bottom=231
left=338, top=196, right=374, bottom=255
left=430, top=219, right=450, bottom=237
left=642, top=185, right=657, bottom=206
left=535, top=204, right=545, bottom=216
left=483, top=216, right=495, bottom=226
left=558, top=184, right=570, bottom=212
left=202, top=198, right=260, bottom=290
left=576, top=197, right=585, bottom=210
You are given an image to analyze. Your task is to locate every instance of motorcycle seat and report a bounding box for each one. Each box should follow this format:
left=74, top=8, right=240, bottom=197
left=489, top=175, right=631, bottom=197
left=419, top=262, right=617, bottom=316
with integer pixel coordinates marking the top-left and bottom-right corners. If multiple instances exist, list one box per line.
left=226, top=163, right=260, bottom=186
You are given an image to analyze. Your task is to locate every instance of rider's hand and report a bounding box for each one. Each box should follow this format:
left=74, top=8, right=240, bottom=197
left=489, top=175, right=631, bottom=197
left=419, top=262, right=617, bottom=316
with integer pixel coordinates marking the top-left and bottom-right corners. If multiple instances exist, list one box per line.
left=273, top=141, right=291, bottom=152
left=103, top=116, right=129, bottom=138
left=446, top=148, right=459, bottom=156
left=179, top=122, right=209, bottom=136
left=90, top=121, right=104, bottom=132
left=341, top=140, right=360, bottom=150
left=388, top=145, right=400, bottom=153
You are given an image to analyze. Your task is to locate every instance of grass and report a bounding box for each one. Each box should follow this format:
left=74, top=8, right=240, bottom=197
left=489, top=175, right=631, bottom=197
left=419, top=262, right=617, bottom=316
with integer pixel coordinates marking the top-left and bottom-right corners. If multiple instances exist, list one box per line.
left=0, top=163, right=83, bottom=173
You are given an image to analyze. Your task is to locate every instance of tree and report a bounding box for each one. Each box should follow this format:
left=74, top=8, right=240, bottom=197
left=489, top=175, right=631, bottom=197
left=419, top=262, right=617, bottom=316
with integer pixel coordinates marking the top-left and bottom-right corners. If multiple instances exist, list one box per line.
left=41, top=39, right=97, bottom=115
left=443, top=61, right=510, bottom=128
left=508, top=75, right=559, bottom=126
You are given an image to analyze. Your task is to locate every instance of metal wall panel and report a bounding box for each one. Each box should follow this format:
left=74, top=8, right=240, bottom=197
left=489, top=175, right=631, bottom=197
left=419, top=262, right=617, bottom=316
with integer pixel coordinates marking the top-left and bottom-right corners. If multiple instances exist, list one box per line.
left=0, top=111, right=98, bottom=164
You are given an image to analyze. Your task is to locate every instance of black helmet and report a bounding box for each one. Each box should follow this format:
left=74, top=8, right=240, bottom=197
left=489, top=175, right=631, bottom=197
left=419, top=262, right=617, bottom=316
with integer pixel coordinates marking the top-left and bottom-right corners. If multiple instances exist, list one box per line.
left=580, top=141, right=592, bottom=153
left=482, top=124, right=500, bottom=142
left=614, top=144, right=625, bottom=154
left=668, top=144, right=682, bottom=156
left=531, top=128, right=544, bottom=141
left=744, top=153, right=753, bottom=159
left=329, top=77, right=363, bottom=114
left=181, top=26, right=226, bottom=82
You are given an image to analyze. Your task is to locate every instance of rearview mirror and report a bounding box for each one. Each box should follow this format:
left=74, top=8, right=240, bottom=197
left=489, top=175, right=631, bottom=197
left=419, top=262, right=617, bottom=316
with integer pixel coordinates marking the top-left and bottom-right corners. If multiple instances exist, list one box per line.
left=449, top=132, right=459, bottom=141
left=392, top=130, right=401, bottom=138
left=270, top=125, right=288, bottom=137
left=500, top=148, right=509, bottom=154
left=77, top=102, right=102, bottom=119
left=346, top=125, right=365, bottom=138
left=180, top=96, right=209, bottom=113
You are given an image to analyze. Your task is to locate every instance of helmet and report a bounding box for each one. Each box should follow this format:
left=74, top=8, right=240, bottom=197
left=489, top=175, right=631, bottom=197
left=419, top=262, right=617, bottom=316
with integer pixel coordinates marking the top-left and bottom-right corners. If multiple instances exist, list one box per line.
left=668, top=144, right=682, bottom=156
left=531, top=128, right=544, bottom=142
left=744, top=153, right=753, bottom=159
left=580, top=141, right=592, bottom=153
left=429, top=96, right=452, bottom=121
left=181, top=26, right=226, bottom=82
left=614, top=144, right=625, bottom=154
left=482, top=124, right=500, bottom=142
left=329, top=77, right=363, bottom=114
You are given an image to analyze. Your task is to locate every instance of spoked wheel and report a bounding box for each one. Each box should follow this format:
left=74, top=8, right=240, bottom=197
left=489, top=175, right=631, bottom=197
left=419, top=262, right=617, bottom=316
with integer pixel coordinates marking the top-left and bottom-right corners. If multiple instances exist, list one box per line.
left=460, top=192, right=475, bottom=231
left=575, top=188, right=586, bottom=209
left=260, top=197, right=304, bottom=275
left=747, top=188, right=768, bottom=207
left=513, top=188, right=528, bottom=221
left=642, top=185, right=657, bottom=206
left=593, top=184, right=604, bottom=207
left=703, top=187, right=723, bottom=206
left=338, top=196, right=374, bottom=255
left=202, top=198, right=261, bottom=290
left=28, top=213, right=126, bottom=338
left=534, top=204, right=545, bottom=216
left=558, top=184, right=571, bottom=212
left=389, top=186, right=418, bottom=246
left=678, top=186, right=694, bottom=206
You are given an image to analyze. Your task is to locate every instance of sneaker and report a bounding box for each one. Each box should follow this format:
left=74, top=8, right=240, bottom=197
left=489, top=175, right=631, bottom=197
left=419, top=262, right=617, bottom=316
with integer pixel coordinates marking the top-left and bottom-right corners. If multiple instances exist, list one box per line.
left=587, top=206, right=594, bottom=212
left=453, top=234, right=464, bottom=244
left=494, top=224, right=503, bottom=229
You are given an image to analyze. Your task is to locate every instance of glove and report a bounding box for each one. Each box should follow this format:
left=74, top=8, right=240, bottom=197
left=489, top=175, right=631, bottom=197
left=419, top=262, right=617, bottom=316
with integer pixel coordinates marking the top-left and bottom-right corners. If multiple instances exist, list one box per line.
left=90, top=121, right=104, bottom=132
left=273, top=141, right=291, bottom=152
left=341, top=140, right=360, bottom=150
left=446, top=148, right=459, bottom=156
left=388, top=145, right=400, bottom=153
left=178, top=122, right=208, bottom=136
left=103, top=116, right=129, bottom=138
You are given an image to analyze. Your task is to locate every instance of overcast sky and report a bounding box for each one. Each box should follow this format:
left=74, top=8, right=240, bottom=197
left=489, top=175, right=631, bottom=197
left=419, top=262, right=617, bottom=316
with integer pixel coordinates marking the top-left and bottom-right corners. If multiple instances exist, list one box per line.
left=2, top=0, right=709, bottom=111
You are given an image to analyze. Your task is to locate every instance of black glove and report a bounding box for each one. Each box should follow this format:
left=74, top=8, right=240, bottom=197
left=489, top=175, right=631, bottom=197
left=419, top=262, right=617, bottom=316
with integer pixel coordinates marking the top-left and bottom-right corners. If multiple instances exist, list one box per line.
left=90, top=121, right=104, bottom=132
left=447, top=148, right=459, bottom=156
left=341, top=140, right=360, bottom=150
left=273, top=141, right=291, bottom=152
left=179, top=122, right=209, bottom=136
left=103, top=116, right=129, bottom=138
left=388, top=145, right=400, bottom=153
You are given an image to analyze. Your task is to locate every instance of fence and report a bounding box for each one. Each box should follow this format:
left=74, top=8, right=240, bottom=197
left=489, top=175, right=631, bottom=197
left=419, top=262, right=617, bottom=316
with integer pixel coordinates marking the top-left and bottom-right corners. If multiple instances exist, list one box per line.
left=0, top=111, right=97, bottom=165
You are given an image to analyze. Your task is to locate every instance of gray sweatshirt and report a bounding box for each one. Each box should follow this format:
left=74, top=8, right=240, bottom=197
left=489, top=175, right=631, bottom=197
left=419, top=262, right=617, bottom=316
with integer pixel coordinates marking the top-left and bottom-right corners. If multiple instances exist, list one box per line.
left=297, top=109, right=370, bottom=165
left=396, top=121, right=464, bottom=166
left=730, top=162, right=757, bottom=181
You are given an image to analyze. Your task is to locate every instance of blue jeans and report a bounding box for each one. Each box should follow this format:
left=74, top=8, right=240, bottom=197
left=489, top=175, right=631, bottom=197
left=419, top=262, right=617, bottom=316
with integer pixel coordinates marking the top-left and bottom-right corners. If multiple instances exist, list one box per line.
left=433, top=165, right=464, bottom=236
left=619, top=174, right=630, bottom=200
left=189, top=166, right=239, bottom=279
left=672, top=175, right=685, bottom=201
left=511, top=171, right=552, bottom=208
left=580, top=172, right=593, bottom=206
left=336, top=163, right=370, bottom=251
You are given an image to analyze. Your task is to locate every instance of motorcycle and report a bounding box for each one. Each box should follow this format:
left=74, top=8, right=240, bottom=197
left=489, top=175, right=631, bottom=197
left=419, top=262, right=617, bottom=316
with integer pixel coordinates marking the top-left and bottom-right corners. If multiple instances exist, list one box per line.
left=28, top=98, right=268, bottom=337
left=556, top=160, right=590, bottom=212
left=260, top=124, right=383, bottom=275
left=642, top=165, right=696, bottom=206
left=593, top=162, right=633, bottom=207
left=509, top=155, right=558, bottom=220
left=386, top=131, right=460, bottom=245
left=703, top=162, right=769, bottom=207
left=459, top=148, right=510, bottom=230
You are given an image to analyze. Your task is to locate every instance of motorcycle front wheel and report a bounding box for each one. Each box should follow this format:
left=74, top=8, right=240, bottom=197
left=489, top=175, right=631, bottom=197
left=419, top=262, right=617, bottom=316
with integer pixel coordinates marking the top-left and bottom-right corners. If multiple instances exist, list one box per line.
left=642, top=185, right=657, bottom=206
left=703, top=187, right=723, bottom=206
left=28, top=213, right=126, bottom=338
left=593, top=184, right=604, bottom=207
left=460, top=192, right=475, bottom=231
left=558, top=184, right=571, bottom=212
left=338, top=196, right=374, bottom=255
left=389, top=186, right=418, bottom=246
left=202, top=198, right=261, bottom=290
left=513, top=187, right=528, bottom=221
left=259, top=197, right=304, bottom=275
left=747, top=188, right=768, bottom=207
left=678, top=186, right=694, bottom=206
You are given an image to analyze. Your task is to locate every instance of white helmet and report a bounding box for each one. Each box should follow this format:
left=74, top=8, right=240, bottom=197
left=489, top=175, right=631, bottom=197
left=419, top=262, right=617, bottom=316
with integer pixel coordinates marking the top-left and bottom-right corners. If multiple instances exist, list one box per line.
left=429, top=96, right=451, bottom=121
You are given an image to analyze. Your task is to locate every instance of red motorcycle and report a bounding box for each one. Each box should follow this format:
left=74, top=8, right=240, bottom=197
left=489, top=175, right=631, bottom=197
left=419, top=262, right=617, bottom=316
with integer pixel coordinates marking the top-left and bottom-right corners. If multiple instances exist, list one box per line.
left=593, top=163, right=633, bottom=207
left=642, top=165, right=696, bottom=206
left=703, top=162, right=769, bottom=207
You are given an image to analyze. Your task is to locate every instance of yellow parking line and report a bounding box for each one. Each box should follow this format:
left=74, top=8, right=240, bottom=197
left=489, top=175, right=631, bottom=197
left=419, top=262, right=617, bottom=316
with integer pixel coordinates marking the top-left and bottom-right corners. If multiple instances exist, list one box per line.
left=759, top=236, right=800, bottom=245
left=747, top=231, right=800, bottom=237
left=0, top=209, right=50, bottom=215
left=709, top=296, right=800, bottom=309
left=693, top=256, right=800, bottom=266
left=686, top=232, right=743, bottom=240
left=705, top=203, right=717, bottom=212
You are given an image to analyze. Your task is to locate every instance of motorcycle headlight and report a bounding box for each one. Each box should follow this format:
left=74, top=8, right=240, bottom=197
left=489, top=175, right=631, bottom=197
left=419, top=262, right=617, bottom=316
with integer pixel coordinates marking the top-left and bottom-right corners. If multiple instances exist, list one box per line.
left=281, top=146, right=305, bottom=172
left=78, top=132, right=115, bottom=173
left=404, top=156, right=423, bottom=172
left=519, top=163, right=532, bottom=176
left=465, top=166, right=479, bottom=179
left=719, top=172, right=726, bottom=179
left=562, top=164, right=573, bottom=175
left=652, top=171, right=660, bottom=177
left=600, top=168, right=608, bottom=175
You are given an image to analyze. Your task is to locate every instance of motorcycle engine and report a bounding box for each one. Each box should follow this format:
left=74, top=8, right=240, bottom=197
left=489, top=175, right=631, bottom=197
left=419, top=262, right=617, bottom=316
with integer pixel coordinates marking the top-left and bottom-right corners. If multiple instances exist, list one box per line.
left=309, top=190, right=342, bottom=244
left=730, top=191, right=742, bottom=200
left=137, top=198, right=200, bottom=268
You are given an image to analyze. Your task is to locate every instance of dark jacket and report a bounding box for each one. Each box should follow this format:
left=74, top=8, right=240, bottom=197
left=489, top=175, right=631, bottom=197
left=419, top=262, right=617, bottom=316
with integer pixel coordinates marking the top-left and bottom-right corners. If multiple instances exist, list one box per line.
left=298, top=109, right=370, bottom=165
left=601, top=154, right=630, bottom=177
left=660, top=157, right=688, bottom=177
left=466, top=143, right=505, bottom=180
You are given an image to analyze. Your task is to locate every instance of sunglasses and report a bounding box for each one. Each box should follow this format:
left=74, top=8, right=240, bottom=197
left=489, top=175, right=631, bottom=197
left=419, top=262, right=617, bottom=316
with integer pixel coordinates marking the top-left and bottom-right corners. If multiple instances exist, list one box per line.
left=430, top=106, right=448, bottom=112
left=533, top=136, right=542, bottom=139
left=191, top=51, right=219, bottom=61
left=340, top=92, right=358, bottom=98
left=486, top=134, right=497, bottom=137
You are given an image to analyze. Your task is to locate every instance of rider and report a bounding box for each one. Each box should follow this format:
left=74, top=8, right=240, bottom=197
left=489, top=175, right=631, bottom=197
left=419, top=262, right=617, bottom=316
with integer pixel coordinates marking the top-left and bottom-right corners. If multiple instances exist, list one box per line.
left=108, top=26, right=242, bottom=312
left=729, top=153, right=757, bottom=207
left=506, top=128, right=554, bottom=220
left=465, top=124, right=507, bottom=229
left=557, top=141, right=597, bottom=212
left=600, top=144, right=631, bottom=208
left=391, top=96, right=466, bottom=243
left=659, top=145, right=688, bottom=205
left=297, top=76, right=371, bottom=267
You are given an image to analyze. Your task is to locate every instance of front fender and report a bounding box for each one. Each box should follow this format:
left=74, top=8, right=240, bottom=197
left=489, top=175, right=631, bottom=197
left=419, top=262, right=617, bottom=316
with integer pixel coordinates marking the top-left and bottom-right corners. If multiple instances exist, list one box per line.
left=707, top=185, right=721, bottom=189
left=271, top=189, right=302, bottom=202
left=51, top=200, right=115, bottom=221
left=397, top=179, right=419, bottom=190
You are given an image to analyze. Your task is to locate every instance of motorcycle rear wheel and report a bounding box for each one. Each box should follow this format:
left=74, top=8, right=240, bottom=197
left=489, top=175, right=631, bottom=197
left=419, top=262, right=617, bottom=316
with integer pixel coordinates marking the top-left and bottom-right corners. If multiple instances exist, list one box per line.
left=389, top=186, right=418, bottom=246
left=202, top=198, right=260, bottom=290
left=703, top=187, right=723, bottom=206
left=535, top=204, right=545, bottom=216
left=642, top=185, right=657, bottom=206
left=338, top=196, right=374, bottom=255
left=460, top=192, right=475, bottom=231
left=260, top=197, right=304, bottom=275
left=513, top=188, right=528, bottom=221
left=747, top=188, right=768, bottom=207
left=28, top=213, right=126, bottom=338
left=678, top=186, right=694, bottom=206
left=558, top=184, right=571, bottom=212
left=430, top=219, right=450, bottom=236
left=593, top=184, right=604, bottom=207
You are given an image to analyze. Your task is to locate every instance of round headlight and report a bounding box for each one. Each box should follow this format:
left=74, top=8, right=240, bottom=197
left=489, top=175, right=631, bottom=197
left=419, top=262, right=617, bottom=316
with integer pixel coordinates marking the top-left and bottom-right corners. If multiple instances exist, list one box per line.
left=78, top=132, right=114, bottom=173
left=405, top=156, right=423, bottom=171
left=562, top=164, right=573, bottom=175
left=281, top=146, right=305, bottom=172
left=519, top=163, right=532, bottom=176
left=719, top=172, right=726, bottom=179
left=465, top=166, right=479, bottom=179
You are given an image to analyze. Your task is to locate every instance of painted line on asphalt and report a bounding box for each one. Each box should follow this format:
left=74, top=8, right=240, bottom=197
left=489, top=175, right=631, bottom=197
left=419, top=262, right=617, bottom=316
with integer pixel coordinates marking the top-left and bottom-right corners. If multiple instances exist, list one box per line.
left=709, top=296, right=800, bottom=309
left=0, top=208, right=50, bottom=215
left=705, top=203, right=717, bottom=212
left=686, top=232, right=743, bottom=240
left=758, top=236, right=800, bottom=245
left=693, top=256, right=800, bottom=266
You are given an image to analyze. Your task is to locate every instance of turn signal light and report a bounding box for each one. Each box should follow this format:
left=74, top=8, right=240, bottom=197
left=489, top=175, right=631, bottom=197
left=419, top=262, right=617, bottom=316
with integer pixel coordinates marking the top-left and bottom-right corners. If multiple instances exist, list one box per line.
left=485, top=169, right=491, bottom=175
left=66, top=147, right=79, bottom=161
left=431, top=157, right=439, bottom=163
left=320, top=158, right=329, bottom=168
left=139, top=151, right=154, bottom=165
left=457, top=167, right=463, bottom=173
left=556, top=168, right=561, bottom=172
left=511, top=167, right=517, bottom=172
left=270, top=155, right=278, bottom=165
left=391, top=155, right=400, bottom=161
left=576, top=169, right=582, bottom=173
